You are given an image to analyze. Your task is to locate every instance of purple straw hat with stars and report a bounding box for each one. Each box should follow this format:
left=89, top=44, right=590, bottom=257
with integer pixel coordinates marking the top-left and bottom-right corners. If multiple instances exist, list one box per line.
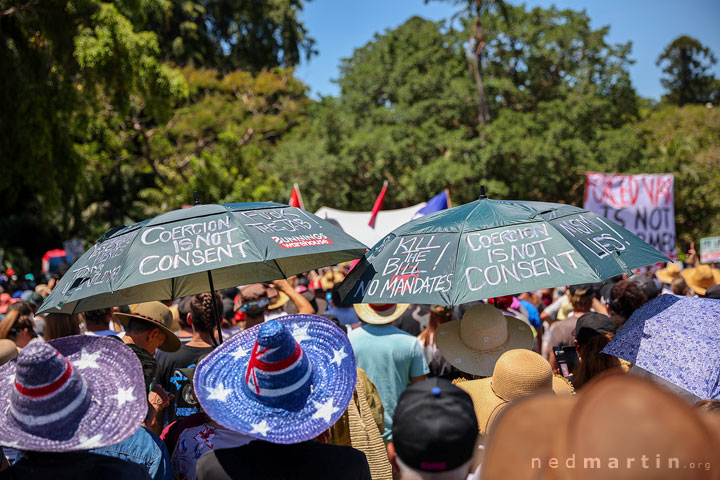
left=195, top=314, right=357, bottom=444
left=0, top=335, right=146, bottom=452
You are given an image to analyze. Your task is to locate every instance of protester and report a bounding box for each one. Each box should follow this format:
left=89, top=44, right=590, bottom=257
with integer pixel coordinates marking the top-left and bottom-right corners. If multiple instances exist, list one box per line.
left=454, top=349, right=574, bottom=435
left=43, top=313, right=81, bottom=341
left=175, top=296, right=194, bottom=344
left=388, top=378, right=479, bottom=480
left=706, top=284, right=720, bottom=300
left=681, top=264, right=720, bottom=297
left=571, top=312, right=622, bottom=390
left=83, top=308, right=119, bottom=336
left=193, top=315, right=371, bottom=479
left=416, top=305, right=459, bottom=379
left=436, top=303, right=534, bottom=378
left=393, top=304, right=430, bottom=336
left=239, top=279, right=313, bottom=329
left=607, top=279, right=647, bottom=329
left=0, top=336, right=151, bottom=479
left=156, top=293, right=219, bottom=423
left=632, top=274, right=661, bottom=301
left=116, top=302, right=181, bottom=357
left=656, top=262, right=681, bottom=289
left=0, top=310, right=39, bottom=349
left=670, top=276, right=692, bottom=296
left=324, top=288, right=362, bottom=331
left=350, top=303, right=429, bottom=441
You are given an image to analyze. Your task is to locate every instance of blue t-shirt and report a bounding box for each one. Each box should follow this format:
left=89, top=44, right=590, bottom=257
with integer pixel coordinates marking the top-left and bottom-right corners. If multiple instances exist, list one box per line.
left=348, top=324, right=429, bottom=440
left=518, top=299, right=542, bottom=329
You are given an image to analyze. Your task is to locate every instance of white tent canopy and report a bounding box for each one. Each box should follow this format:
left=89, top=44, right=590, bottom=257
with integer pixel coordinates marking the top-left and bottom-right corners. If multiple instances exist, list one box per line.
left=314, top=203, right=426, bottom=248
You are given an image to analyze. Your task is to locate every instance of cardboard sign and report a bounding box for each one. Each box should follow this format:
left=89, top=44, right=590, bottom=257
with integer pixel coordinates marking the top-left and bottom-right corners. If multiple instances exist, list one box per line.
left=584, top=173, right=676, bottom=259
left=700, top=236, right=720, bottom=264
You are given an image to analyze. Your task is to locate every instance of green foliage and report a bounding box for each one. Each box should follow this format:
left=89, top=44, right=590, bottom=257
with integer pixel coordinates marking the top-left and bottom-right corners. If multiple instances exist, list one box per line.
left=637, top=105, right=720, bottom=243
left=271, top=7, right=643, bottom=212
left=150, top=0, right=316, bottom=72
left=657, top=36, right=719, bottom=106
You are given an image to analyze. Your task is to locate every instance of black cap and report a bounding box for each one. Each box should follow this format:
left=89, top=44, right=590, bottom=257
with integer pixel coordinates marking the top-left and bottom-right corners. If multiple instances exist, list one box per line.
left=632, top=275, right=660, bottom=300
left=704, top=284, right=720, bottom=300
left=392, top=378, right=478, bottom=472
left=568, top=283, right=595, bottom=296
left=573, top=312, right=616, bottom=344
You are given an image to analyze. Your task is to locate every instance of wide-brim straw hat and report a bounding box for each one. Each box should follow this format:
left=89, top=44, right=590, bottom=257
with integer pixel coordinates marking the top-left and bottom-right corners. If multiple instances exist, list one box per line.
left=268, top=291, right=290, bottom=310
left=680, top=264, right=720, bottom=295
left=436, top=304, right=533, bottom=377
left=194, top=314, right=357, bottom=444
left=321, top=271, right=345, bottom=291
left=482, top=374, right=720, bottom=480
left=114, top=301, right=181, bottom=352
left=656, top=262, right=681, bottom=284
left=0, top=335, right=146, bottom=452
left=453, top=349, right=567, bottom=435
left=353, top=303, right=409, bottom=325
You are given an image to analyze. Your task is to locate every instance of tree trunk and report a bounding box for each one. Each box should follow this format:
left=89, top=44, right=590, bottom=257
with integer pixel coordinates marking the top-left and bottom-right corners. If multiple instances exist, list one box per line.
left=471, top=0, right=490, bottom=125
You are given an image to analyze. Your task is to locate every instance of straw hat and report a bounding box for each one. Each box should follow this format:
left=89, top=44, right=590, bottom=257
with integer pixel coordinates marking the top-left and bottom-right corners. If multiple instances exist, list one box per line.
left=454, top=349, right=566, bottom=435
left=353, top=303, right=409, bottom=325
left=656, top=262, right=681, bottom=285
left=321, top=270, right=345, bottom=291
left=0, top=339, right=18, bottom=366
left=194, top=315, right=357, bottom=444
left=681, top=264, right=720, bottom=295
left=268, top=291, right=290, bottom=310
left=113, top=301, right=181, bottom=352
left=435, top=304, right=533, bottom=377
left=0, top=335, right=146, bottom=452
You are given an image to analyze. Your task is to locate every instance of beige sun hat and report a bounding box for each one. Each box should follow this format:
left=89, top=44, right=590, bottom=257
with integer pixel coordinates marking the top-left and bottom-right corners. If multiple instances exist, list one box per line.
left=681, top=264, right=720, bottom=295
left=353, top=303, right=409, bottom=325
left=656, top=262, right=681, bottom=285
left=321, top=270, right=345, bottom=291
left=435, top=303, right=533, bottom=377
left=113, top=301, right=181, bottom=352
left=453, top=349, right=568, bottom=435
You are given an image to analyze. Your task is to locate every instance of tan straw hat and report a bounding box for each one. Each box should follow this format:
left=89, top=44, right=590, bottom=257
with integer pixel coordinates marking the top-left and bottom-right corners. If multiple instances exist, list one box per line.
left=656, top=262, right=681, bottom=285
left=268, top=291, right=290, bottom=310
left=353, top=303, right=409, bottom=325
left=113, top=301, right=181, bottom=352
left=435, top=303, right=533, bottom=377
left=681, top=264, right=720, bottom=295
left=454, top=349, right=566, bottom=435
left=0, top=339, right=18, bottom=366
left=321, top=270, right=345, bottom=291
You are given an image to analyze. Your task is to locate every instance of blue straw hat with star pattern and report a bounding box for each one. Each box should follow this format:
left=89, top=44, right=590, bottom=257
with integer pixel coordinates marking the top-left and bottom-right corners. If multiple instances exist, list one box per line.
left=195, top=314, right=357, bottom=444
left=0, top=335, right=146, bottom=452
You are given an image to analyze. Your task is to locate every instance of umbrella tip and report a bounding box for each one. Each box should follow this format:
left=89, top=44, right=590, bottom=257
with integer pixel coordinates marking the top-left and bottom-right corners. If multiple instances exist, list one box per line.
left=193, top=191, right=201, bottom=205
left=479, top=185, right=487, bottom=199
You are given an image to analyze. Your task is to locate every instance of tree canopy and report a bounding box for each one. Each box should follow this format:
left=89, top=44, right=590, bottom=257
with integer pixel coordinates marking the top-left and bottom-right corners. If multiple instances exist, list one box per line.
left=657, top=35, right=719, bottom=106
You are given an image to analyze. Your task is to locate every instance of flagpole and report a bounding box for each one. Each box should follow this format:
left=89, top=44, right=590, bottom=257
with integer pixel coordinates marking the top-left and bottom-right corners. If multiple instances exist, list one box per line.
left=294, top=183, right=305, bottom=210
left=445, top=188, right=452, bottom=208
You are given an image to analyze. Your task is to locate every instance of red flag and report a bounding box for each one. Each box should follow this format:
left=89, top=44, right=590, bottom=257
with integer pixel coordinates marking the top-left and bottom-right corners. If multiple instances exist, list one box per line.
left=368, top=180, right=388, bottom=228
left=288, top=183, right=305, bottom=210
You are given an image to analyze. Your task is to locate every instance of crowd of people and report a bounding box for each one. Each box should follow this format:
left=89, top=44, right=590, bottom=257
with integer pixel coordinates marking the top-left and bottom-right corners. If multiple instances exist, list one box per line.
left=0, top=251, right=719, bottom=479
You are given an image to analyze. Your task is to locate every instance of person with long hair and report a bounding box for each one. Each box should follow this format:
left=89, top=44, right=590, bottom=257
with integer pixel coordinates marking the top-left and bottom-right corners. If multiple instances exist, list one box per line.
left=0, top=310, right=39, bottom=349
left=43, top=313, right=81, bottom=341
left=417, top=305, right=459, bottom=379
left=571, top=313, right=622, bottom=390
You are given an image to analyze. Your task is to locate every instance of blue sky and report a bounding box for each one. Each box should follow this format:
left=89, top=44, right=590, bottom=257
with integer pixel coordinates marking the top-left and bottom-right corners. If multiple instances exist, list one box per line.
left=295, top=0, right=720, bottom=100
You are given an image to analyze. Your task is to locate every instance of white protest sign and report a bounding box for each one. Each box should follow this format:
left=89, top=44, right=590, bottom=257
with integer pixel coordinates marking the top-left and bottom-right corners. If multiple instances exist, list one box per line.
left=584, top=173, right=676, bottom=259
left=700, top=236, right=720, bottom=264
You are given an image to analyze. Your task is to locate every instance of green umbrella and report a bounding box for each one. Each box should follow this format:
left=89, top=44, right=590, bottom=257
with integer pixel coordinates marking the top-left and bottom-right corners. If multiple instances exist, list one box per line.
left=38, top=201, right=367, bottom=341
left=338, top=195, right=669, bottom=306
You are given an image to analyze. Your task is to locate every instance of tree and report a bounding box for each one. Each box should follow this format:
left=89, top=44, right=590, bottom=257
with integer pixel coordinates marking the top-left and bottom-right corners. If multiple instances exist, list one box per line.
left=0, top=0, right=187, bottom=263
left=657, top=36, right=718, bottom=105
left=149, top=0, right=316, bottom=73
left=271, top=6, right=644, bottom=212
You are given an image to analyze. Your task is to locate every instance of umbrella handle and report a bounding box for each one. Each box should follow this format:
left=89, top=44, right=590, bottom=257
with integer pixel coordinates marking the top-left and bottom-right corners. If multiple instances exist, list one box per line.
left=207, top=271, right=223, bottom=345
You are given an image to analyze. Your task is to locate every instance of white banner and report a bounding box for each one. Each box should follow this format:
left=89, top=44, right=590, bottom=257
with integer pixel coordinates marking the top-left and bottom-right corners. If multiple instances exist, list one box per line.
left=584, top=173, right=676, bottom=259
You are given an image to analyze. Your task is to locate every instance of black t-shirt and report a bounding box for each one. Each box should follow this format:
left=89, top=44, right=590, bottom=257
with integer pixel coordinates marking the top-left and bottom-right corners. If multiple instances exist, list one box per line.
left=0, top=452, right=151, bottom=480
left=196, top=440, right=371, bottom=480
left=155, top=344, right=214, bottom=422
left=393, top=304, right=429, bottom=336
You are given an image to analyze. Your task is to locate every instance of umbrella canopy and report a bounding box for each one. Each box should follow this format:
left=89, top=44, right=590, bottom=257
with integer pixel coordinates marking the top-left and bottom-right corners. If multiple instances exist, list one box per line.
left=603, top=295, right=720, bottom=400
left=338, top=197, right=668, bottom=306
left=39, top=202, right=367, bottom=315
